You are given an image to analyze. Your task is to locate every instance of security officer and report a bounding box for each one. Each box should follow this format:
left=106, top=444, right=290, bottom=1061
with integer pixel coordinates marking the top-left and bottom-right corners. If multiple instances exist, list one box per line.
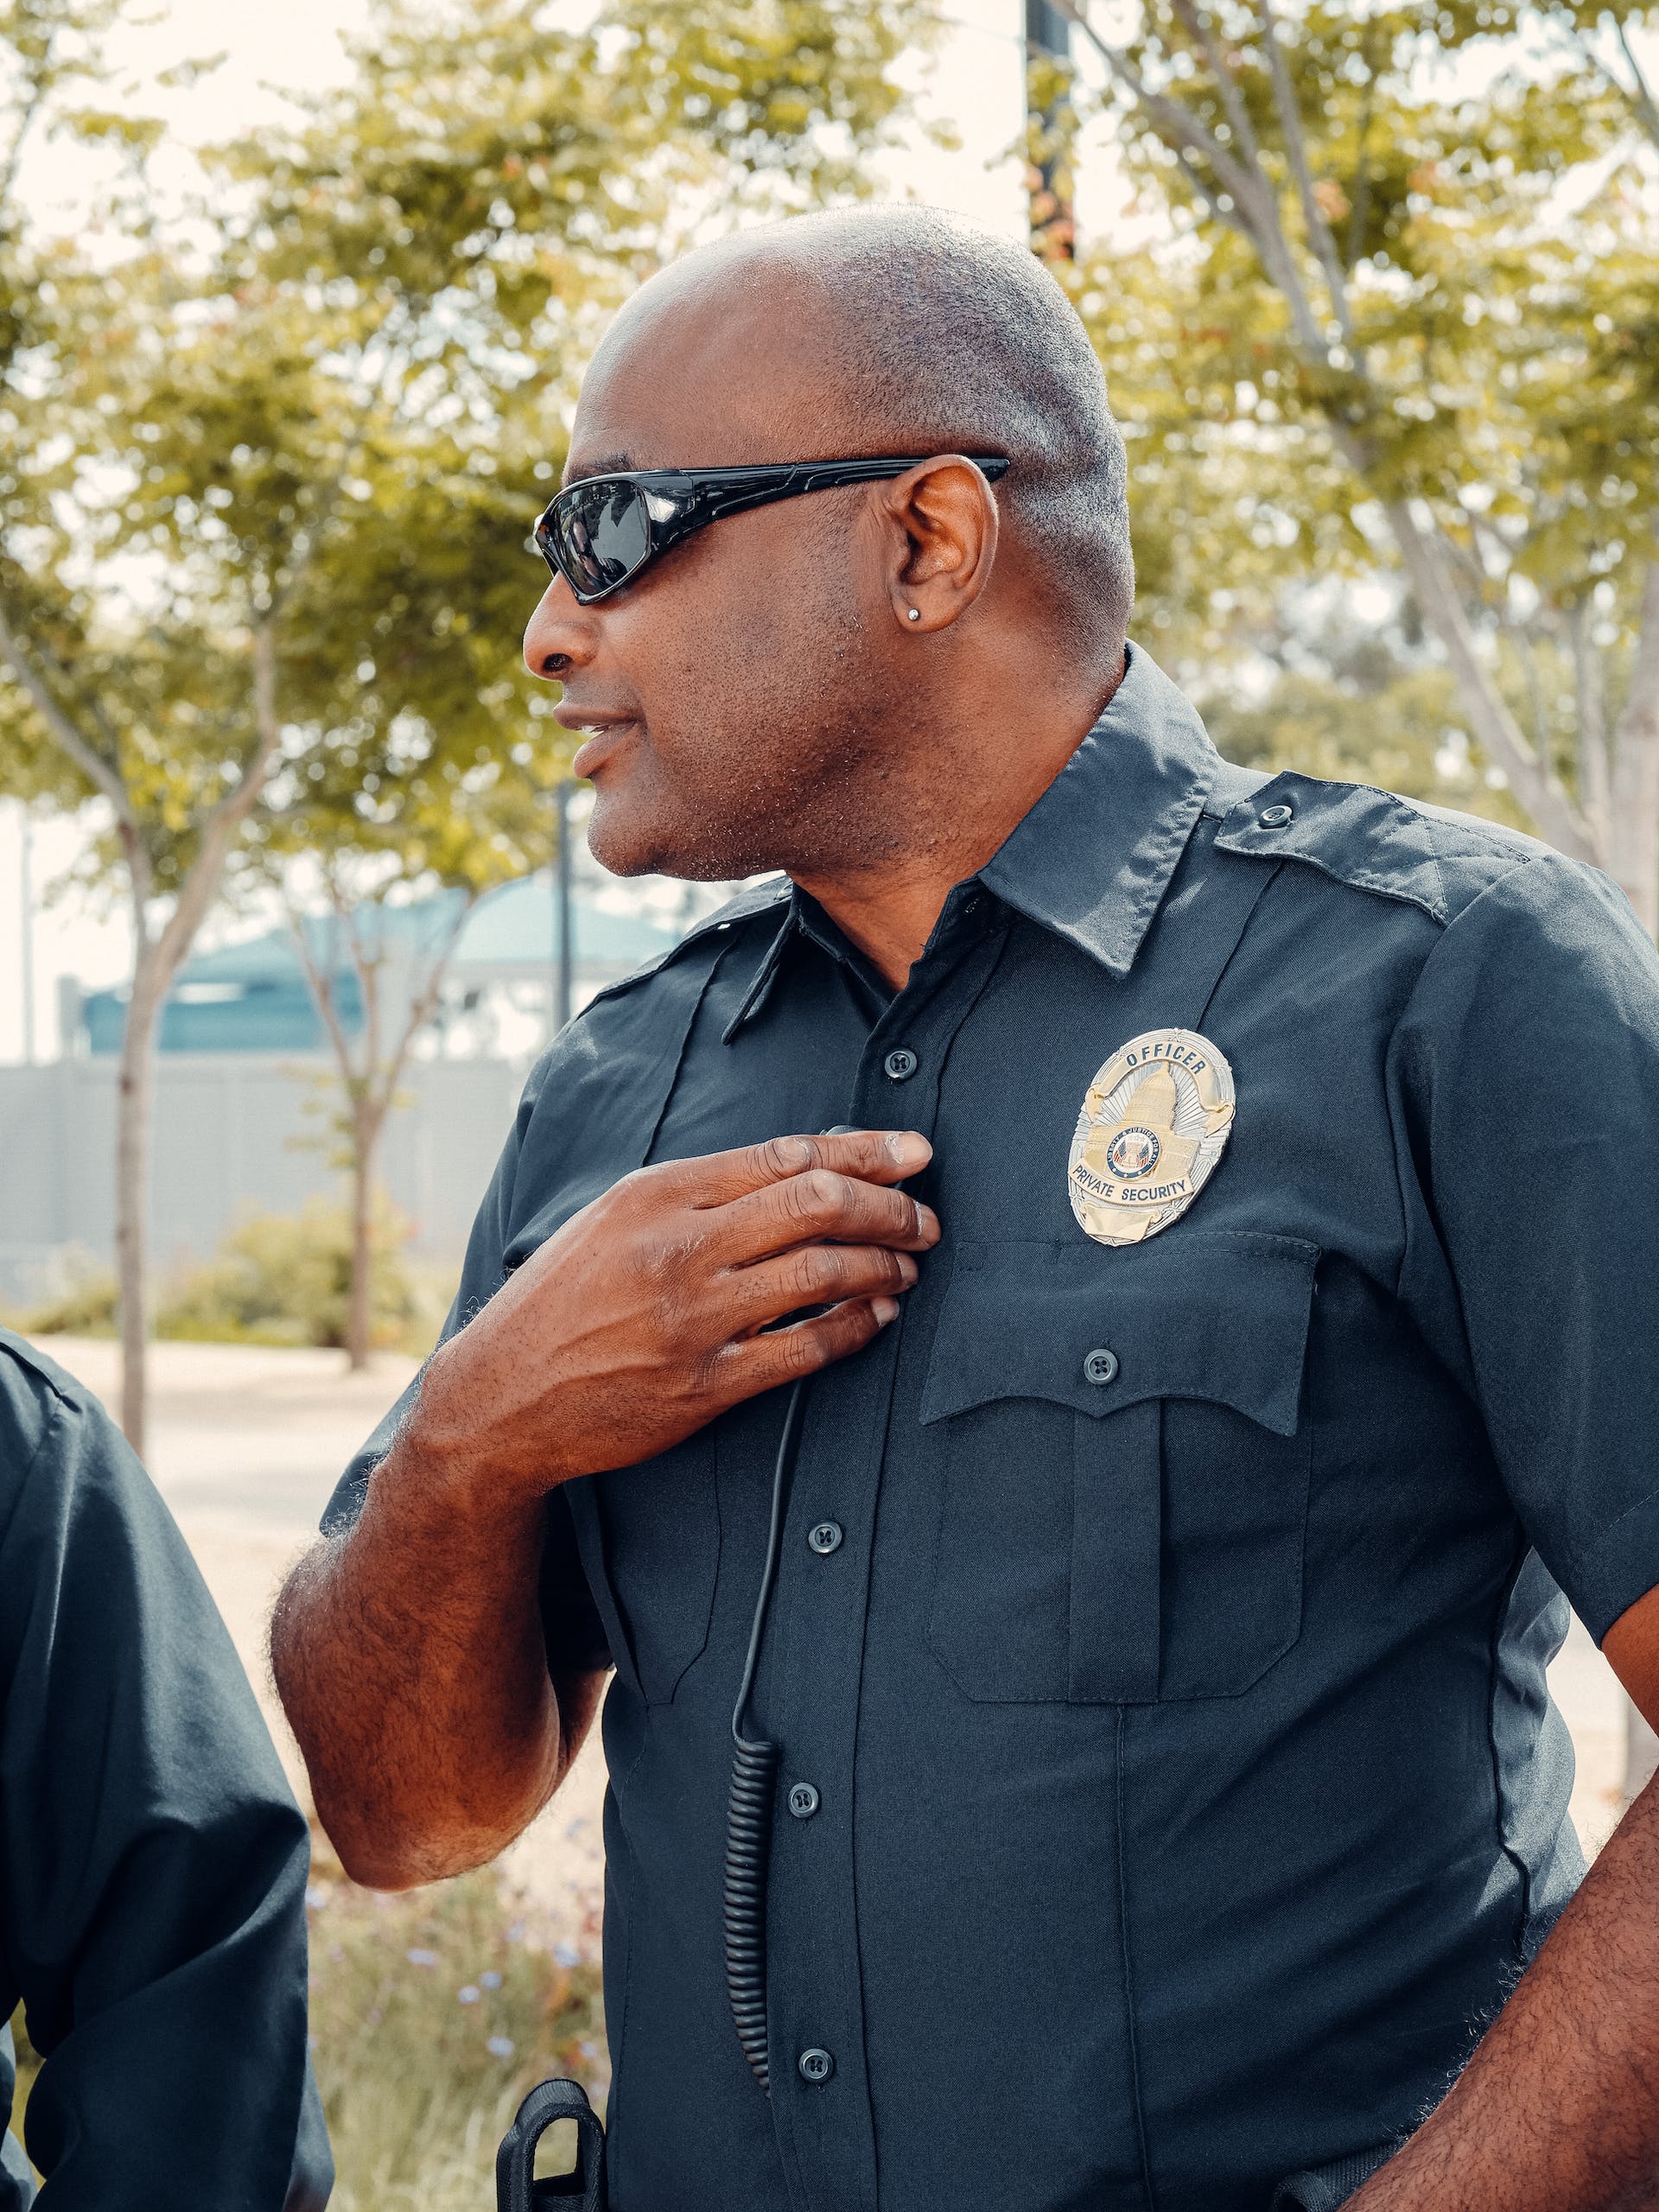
left=0, top=1328, right=332, bottom=2206
left=273, top=207, right=1659, bottom=2212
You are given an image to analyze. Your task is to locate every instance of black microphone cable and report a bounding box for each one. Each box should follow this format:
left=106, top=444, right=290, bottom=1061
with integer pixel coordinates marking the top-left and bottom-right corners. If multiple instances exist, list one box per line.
left=723, top=1374, right=809, bottom=2093
left=723, top=1126, right=858, bottom=2094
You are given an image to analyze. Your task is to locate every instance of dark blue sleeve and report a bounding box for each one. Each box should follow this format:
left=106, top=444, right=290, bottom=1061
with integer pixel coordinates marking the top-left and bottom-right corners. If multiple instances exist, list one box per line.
left=0, top=1336, right=333, bottom=2209
left=1389, top=854, right=1659, bottom=1642
left=318, top=1054, right=612, bottom=1678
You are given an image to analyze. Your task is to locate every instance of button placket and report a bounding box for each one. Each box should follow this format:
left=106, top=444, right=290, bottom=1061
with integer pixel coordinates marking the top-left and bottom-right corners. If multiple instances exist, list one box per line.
left=766, top=919, right=1012, bottom=2211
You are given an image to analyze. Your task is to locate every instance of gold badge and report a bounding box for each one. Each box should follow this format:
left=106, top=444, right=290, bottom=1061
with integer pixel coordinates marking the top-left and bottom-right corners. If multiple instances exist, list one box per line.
left=1068, top=1028, right=1236, bottom=1247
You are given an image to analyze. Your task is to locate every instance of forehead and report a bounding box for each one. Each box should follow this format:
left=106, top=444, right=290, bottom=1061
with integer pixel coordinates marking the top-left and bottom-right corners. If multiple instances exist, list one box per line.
left=565, top=264, right=843, bottom=479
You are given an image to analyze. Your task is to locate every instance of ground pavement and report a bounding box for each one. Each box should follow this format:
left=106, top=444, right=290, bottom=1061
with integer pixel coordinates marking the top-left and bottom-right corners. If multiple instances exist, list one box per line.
left=29, top=1336, right=1631, bottom=1942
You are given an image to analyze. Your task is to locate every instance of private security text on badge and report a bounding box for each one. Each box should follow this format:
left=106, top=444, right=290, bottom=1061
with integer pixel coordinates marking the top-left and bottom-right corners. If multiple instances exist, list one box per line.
left=1068, top=1028, right=1236, bottom=1247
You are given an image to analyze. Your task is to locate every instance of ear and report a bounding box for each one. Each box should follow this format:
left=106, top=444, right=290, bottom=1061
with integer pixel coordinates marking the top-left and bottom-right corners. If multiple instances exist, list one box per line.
left=873, top=456, right=1001, bottom=635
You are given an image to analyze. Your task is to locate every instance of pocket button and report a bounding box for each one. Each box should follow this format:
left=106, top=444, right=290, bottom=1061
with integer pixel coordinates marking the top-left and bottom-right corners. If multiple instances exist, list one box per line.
left=808, top=1520, right=844, bottom=1554
left=1083, top=1347, right=1120, bottom=1386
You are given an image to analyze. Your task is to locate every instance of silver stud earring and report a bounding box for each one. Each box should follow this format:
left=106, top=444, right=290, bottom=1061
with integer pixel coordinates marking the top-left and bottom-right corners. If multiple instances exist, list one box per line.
left=906, top=607, right=921, bottom=620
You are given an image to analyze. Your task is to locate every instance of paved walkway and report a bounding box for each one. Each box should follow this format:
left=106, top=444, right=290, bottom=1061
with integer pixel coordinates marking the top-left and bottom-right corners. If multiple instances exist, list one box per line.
left=28, top=1336, right=1631, bottom=1925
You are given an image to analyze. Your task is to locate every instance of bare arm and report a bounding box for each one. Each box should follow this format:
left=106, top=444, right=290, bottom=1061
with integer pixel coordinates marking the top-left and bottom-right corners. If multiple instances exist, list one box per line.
left=1347, top=1583, right=1659, bottom=2211
left=270, top=1129, right=937, bottom=1890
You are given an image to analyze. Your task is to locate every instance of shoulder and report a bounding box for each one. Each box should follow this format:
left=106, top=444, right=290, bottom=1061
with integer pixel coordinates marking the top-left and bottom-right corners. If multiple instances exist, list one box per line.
left=0, top=1328, right=89, bottom=1459
left=0, top=1329, right=123, bottom=1529
left=516, top=877, right=791, bottom=1122
left=1211, top=764, right=1568, bottom=929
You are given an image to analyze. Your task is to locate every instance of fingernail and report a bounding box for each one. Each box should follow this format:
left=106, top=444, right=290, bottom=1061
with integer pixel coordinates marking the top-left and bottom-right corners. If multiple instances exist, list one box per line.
left=915, top=1203, right=941, bottom=1242
left=778, top=1136, right=813, bottom=1167
left=886, top=1132, right=931, bottom=1167
left=896, top=1254, right=918, bottom=1285
left=872, top=1296, right=901, bottom=1326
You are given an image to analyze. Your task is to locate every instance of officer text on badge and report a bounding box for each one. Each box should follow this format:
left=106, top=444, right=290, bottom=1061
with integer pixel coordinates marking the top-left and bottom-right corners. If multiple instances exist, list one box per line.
left=1068, top=1027, right=1236, bottom=1246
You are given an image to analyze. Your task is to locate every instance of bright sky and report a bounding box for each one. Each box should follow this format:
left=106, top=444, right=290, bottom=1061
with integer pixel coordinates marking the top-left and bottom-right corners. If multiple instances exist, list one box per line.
left=2, top=0, right=1141, bottom=1060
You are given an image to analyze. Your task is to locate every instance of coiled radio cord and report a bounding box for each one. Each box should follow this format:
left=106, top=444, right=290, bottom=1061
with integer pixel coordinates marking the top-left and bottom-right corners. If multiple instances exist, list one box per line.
left=723, top=1374, right=809, bottom=2093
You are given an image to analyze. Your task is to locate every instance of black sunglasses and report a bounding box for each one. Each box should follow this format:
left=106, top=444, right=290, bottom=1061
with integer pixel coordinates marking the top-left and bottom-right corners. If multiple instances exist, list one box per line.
left=534, top=454, right=1011, bottom=605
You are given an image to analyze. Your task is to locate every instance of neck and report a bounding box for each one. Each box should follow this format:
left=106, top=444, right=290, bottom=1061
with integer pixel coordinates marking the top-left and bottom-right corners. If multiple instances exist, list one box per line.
left=791, top=651, right=1126, bottom=990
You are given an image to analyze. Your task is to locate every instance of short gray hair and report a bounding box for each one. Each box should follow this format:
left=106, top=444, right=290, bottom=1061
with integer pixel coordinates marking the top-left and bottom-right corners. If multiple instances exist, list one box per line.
left=753, top=207, right=1135, bottom=652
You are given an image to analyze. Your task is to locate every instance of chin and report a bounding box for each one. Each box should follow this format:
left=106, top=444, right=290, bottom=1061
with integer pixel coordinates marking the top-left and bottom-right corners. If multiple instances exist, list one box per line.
left=587, top=787, right=768, bottom=883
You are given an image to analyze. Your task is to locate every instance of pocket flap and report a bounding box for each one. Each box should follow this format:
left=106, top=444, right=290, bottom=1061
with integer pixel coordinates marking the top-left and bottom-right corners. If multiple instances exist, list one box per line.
left=919, top=1230, right=1318, bottom=1435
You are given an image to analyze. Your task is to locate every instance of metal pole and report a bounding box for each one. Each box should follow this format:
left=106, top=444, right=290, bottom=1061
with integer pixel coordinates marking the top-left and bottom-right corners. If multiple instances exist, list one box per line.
left=555, top=779, right=575, bottom=1033
left=18, top=806, right=35, bottom=1065
left=1025, top=0, right=1076, bottom=262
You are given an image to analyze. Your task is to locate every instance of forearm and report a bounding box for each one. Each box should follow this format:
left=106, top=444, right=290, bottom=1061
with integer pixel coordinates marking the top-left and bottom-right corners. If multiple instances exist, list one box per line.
left=1352, top=1774, right=1659, bottom=2211
left=271, top=1433, right=566, bottom=1889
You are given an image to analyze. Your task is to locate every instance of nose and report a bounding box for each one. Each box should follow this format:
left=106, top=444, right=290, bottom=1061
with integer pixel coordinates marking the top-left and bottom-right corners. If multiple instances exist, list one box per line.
left=524, top=573, right=598, bottom=683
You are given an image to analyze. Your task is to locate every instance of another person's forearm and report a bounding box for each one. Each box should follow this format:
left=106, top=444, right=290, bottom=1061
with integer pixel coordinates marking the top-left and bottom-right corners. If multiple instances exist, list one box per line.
left=1351, top=1773, right=1659, bottom=2211
left=271, top=1431, right=566, bottom=1889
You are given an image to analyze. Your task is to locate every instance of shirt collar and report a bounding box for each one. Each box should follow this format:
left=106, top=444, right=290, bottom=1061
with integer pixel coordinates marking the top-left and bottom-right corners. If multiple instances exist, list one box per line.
left=719, top=642, right=1219, bottom=1039
left=977, top=641, right=1219, bottom=979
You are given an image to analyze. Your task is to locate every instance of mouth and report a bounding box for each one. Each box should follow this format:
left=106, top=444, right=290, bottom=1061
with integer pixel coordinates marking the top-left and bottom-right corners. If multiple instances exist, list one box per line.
left=554, top=705, right=641, bottom=778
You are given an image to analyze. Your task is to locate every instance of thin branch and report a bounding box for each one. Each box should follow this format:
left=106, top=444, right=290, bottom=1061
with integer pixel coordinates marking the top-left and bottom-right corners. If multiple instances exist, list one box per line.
left=1612, top=15, right=1659, bottom=157
left=0, top=597, right=137, bottom=825
left=1054, top=0, right=1330, bottom=357
left=1169, top=0, right=1266, bottom=172
left=1258, top=0, right=1358, bottom=353
left=1569, top=596, right=1611, bottom=836
left=1383, top=497, right=1592, bottom=860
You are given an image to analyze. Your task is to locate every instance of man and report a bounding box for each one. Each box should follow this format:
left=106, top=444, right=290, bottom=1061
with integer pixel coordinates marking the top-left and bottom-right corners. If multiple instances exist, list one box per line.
left=0, top=1328, right=332, bottom=2206
left=272, top=208, right=1659, bottom=2212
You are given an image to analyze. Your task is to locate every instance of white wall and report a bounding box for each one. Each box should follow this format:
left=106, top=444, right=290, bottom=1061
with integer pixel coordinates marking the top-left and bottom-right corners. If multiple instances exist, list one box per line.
left=0, top=1052, right=525, bottom=1297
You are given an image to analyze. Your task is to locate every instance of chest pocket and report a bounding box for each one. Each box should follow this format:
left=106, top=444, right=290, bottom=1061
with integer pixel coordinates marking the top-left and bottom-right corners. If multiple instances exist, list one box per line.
left=919, top=1230, right=1318, bottom=1704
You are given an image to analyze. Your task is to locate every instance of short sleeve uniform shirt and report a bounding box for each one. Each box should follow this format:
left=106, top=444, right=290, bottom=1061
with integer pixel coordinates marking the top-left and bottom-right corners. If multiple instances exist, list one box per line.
left=328, top=645, right=1659, bottom=2212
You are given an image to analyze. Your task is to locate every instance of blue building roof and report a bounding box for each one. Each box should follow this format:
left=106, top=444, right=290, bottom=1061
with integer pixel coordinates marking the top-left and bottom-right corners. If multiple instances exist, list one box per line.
left=80, top=875, right=683, bottom=1054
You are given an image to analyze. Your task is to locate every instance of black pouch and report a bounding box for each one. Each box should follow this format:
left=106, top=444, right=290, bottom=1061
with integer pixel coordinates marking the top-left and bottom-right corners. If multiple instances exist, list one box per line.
left=496, top=2078, right=607, bottom=2212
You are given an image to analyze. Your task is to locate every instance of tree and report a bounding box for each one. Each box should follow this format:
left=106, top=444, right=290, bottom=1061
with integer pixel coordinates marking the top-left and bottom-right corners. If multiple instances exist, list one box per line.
left=1056, top=0, right=1659, bottom=930
left=0, top=0, right=937, bottom=1451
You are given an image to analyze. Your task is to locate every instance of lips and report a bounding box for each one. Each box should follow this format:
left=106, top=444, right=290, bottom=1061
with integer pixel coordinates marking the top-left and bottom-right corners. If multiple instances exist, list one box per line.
left=555, top=709, right=640, bottom=779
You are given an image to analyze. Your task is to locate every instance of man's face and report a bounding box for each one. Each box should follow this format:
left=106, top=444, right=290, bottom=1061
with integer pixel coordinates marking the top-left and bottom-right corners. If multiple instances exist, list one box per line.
left=523, top=276, right=913, bottom=881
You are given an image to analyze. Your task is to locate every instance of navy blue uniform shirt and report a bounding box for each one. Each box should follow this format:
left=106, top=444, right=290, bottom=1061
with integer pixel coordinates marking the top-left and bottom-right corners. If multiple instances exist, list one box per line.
left=1, top=1331, right=332, bottom=2209
left=328, top=646, right=1659, bottom=2212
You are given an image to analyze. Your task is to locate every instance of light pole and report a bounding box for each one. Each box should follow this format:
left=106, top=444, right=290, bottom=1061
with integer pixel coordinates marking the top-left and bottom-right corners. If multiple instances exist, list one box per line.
left=553, top=778, right=576, bottom=1034
left=1025, top=0, right=1076, bottom=262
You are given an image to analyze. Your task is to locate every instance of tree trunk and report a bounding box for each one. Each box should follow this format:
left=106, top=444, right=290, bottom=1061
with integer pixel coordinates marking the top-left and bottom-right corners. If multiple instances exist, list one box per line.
left=115, top=945, right=169, bottom=1453
left=345, top=1101, right=381, bottom=1372
left=1606, top=562, right=1659, bottom=940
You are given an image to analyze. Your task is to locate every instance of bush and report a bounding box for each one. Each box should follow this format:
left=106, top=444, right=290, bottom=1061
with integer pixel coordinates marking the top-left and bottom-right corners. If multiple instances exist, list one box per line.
left=156, top=1198, right=442, bottom=1355
left=6, top=1248, right=118, bottom=1337
left=307, top=1861, right=607, bottom=2211
left=9, top=1202, right=455, bottom=1358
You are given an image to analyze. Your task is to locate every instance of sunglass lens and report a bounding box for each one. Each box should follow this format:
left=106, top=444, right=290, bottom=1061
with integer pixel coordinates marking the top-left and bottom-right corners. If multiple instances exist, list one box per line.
left=541, top=480, right=651, bottom=598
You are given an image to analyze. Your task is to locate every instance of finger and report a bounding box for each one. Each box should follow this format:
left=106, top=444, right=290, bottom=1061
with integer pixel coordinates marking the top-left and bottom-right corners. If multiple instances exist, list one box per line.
left=716, top=1294, right=902, bottom=1394
left=652, top=1128, right=932, bottom=1209
left=726, top=1242, right=920, bottom=1331
left=715, top=1166, right=940, bottom=1264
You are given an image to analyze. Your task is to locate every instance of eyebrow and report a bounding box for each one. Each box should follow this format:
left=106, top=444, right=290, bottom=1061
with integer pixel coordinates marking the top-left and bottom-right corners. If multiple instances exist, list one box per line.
left=562, top=448, right=636, bottom=487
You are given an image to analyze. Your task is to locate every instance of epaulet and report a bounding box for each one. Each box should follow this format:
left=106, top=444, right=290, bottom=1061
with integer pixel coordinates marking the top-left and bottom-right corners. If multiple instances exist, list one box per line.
left=0, top=1326, right=89, bottom=1415
left=575, top=876, right=791, bottom=1014
left=1212, top=766, right=1550, bottom=926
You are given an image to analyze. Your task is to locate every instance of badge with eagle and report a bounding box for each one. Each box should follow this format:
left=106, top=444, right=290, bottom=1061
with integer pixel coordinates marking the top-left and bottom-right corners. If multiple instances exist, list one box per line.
left=1067, top=1028, right=1236, bottom=1247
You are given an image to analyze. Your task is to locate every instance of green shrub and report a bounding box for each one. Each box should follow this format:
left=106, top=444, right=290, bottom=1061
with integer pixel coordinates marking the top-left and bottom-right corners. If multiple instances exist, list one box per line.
left=6, top=1249, right=118, bottom=1337
left=307, top=1863, right=607, bottom=2210
left=156, top=1198, right=437, bottom=1354
left=9, top=1203, right=455, bottom=1358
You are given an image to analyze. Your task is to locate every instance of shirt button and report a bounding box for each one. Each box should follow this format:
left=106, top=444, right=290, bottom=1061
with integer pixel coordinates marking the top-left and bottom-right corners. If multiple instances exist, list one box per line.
left=787, top=1782, right=821, bottom=1819
left=1083, top=1347, right=1119, bottom=1386
left=798, top=2048, right=835, bottom=2084
left=1258, top=801, right=1295, bottom=828
left=883, top=1047, right=918, bottom=1081
left=807, top=1520, right=843, bottom=1555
